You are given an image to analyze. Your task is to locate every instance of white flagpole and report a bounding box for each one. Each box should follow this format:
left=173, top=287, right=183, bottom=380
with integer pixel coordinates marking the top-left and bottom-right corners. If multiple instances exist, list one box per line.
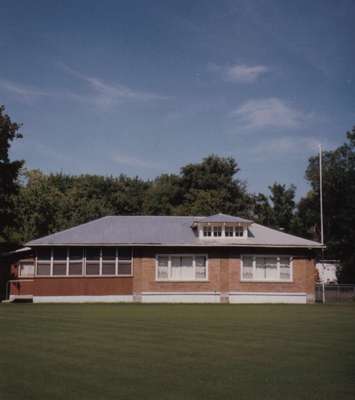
left=319, top=144, right=324, bottom=246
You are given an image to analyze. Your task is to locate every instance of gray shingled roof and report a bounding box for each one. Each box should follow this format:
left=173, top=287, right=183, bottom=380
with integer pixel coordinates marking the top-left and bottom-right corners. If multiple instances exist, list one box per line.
left=26, top=215, right=323, bottom=248
left=195, top=213, right=252, bottom=224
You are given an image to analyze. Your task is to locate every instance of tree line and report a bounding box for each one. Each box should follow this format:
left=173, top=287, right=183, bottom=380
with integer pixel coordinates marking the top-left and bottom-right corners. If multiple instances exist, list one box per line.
left=1, top=105, right=354, bottom=282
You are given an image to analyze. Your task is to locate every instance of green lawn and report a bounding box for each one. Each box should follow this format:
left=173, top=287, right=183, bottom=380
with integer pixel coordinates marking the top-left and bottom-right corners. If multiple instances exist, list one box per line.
left=0, top=304, right=354, bottom=400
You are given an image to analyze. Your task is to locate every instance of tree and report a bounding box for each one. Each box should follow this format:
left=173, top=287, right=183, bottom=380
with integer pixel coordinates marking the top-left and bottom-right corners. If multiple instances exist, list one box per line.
left=268, top=183, right=297, bottom=232
left=178, top=155, right=251, bottom=216
left=0, top=105, right=24, bottom=245
left=250, top=193, right=274, bottom=226
left=297, top=126, right=355, bottom=282
left=143, top=174, right=183, bottom=215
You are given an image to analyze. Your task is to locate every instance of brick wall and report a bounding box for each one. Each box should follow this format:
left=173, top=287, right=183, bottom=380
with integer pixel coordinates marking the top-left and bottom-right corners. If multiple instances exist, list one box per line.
left=8, top=246, right=316, bottom=302
left=132, top=247, right=316, bottom=301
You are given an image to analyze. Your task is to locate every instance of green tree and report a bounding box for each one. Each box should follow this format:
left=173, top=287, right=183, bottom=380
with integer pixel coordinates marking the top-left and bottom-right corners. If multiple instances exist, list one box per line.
left=143, top=174, right=183, bottom=215
left=268, top=183, right=297, bottom=232
left=250, top=193, right=274, bottom=226
left=178, top=155, right=250, bottom=216
left=297, top=126, right=355, bottom=282
left=0, top=105, right=24, bottom=245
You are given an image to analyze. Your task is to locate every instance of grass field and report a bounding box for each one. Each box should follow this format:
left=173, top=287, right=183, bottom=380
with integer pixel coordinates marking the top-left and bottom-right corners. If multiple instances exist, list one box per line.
left=0, top=304, right=354, bottom=400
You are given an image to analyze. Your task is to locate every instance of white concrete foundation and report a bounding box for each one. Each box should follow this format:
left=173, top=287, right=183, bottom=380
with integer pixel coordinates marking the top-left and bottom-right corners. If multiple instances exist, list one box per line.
left=141, top=292, right=221, bottom=303
left=229, top=292, right=307, bottom=304
left=32, top=295, right=134, bottom=303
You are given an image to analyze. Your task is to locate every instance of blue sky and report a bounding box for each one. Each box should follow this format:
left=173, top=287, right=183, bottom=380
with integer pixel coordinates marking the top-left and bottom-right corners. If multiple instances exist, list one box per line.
left=1, top=0, right=354, bottom=197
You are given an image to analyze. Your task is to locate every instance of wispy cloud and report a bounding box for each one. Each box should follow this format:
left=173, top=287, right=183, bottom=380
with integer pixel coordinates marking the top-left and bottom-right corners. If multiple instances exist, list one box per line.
left=0, top=79, right=49, bottom=99
left=112, top=153, right=159, bottom=169
left=231, top=97, right=309, bottom=129
left=209, top=63, right=269, bottom=83
left=251, top=136, right=320, bottom=159
left=59, top=63, right=169, bottom=110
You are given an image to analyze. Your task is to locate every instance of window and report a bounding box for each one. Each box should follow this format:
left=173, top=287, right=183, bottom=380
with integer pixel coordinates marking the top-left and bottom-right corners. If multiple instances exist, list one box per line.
left=203, top=226, right=212, bottom=237
left=53, top=247, right=67, bottom=276
left=213, top=226, right=222, bottom=237
left=86, top=247, right=100, bottom=275
left=225, top=226, right=234, bottom=237
left=157, top=256, right=169, bottom=280
left=36, top=248, right=51, bottom=276
left=195, top=256, right=207, bottom=279
left=117, top=247, right=132, bottom=276
left=156, top=255, right=208, bottom=281
left=280, top=257, right=291, bottom=280
left=241, top=256, right=253, bottom=280
left=69, top=248, right=83, bottom=275
left=35, top=247, right=132, bottom=277
left=241, top=255, right=292, bottom=282
left=19, top=262, right=34, bottom=277
left=171, top=256, right=194, bottom=280
left=235, top=226, right=244, bottom=237
left=102, top=247, right=116, bottom=275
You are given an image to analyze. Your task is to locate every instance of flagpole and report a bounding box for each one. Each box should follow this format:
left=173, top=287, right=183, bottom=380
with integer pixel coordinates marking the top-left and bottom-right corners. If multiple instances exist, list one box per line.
left=319, top=144, right=324, bottom=246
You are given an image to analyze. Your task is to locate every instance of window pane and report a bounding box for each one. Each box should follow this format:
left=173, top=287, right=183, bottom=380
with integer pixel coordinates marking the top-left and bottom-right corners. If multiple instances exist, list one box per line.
left=69, top=262, right=83, bottom=275
left=37, top=263, right=51, bottom=276
left=235, top=226, right=244, bottom=237
left=117, top=262, right=132, bottom=275
left=280, top=257, right=291, bottom=280
left=179, top=256, right=193, bottom=280
left=53, top=247, right=67, bottom=260
left=118, top=247, right=132, bottom=260
left=168, top=256, right=194, bottom=280
left=102, top=247, right=116, bottom=260
left=225, top=226, right=233, bottom=237
left=171, top=256, right=181, bottom=280
left=213, top=226, right=222, bottom=237
left=102, top=262, right=116, bottom=275
left=19, top=263, right=34, bottom=277
left=203, top=226, right=212, bottom=237
left=86, top=263, right=100, bottom=275
left=53, top=263, right=67, bottom=276
left=195, top=256, right=206, bottom=279
left=157, top=256, right=169, bottom=280
left=242, top=256, right=253, bottom=279
left=265, top=257, right=278, bottom=280
left=37, top=248, right=51, bottom=261
left=69, top=248, right=83, bottom=260
left=255, top=257, right=266, bottom=280
left=86, top=247, right=100, bottom=260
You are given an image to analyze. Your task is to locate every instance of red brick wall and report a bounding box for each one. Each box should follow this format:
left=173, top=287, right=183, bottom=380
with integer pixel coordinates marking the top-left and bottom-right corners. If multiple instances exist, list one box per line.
left=9, top=247, right=316, bottom=301
left=33, top=277, right=133, bottom=296
left=132, top=247, right=316, bottom=300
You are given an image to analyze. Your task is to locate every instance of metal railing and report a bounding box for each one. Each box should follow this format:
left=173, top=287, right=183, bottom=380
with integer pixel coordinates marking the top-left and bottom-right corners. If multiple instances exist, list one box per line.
left=315, top=284, right=355, bottom=303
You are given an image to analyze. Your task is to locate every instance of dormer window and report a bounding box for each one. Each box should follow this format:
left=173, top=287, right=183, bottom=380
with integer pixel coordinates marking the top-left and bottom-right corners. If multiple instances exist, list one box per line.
left=203, top=226, right=212, bottom=237
left=235, top=226, right=244, bottom=237
left=193, top=214, right=252, bottom=240
left=213, top=226, right=222, bottom=237
left=225, top=226, right=234, bottom=237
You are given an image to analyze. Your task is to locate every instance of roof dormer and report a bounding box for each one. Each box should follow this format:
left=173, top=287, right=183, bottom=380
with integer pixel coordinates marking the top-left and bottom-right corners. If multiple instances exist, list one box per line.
left=192, top=213, right=252, bottom=239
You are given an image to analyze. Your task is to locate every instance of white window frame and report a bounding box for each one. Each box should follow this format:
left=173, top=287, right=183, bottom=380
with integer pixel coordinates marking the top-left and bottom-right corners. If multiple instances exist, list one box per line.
left=18, top=261, right=35, bottom=278
left=35, top=249, right=52, bottom=277
left=199, top=223, right=248, bottom=239
left=241, top=255, right=293, bottom=282
left=116, top=247, right=134, bottom=277
left=35, top=247, right=133, bottom=277
left=203, top=226, right=212, bottom=237
left=52, top=248, right=68, bottom=277
left=213, top=226, right=222, bottom=237
left=68, top=248, right=84, bottom=277
left=155, top=254, right=208, bottom=282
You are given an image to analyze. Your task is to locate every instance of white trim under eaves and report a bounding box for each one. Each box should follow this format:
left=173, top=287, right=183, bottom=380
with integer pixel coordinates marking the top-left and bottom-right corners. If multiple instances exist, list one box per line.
left=27, top=243, right=324, bottom=249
